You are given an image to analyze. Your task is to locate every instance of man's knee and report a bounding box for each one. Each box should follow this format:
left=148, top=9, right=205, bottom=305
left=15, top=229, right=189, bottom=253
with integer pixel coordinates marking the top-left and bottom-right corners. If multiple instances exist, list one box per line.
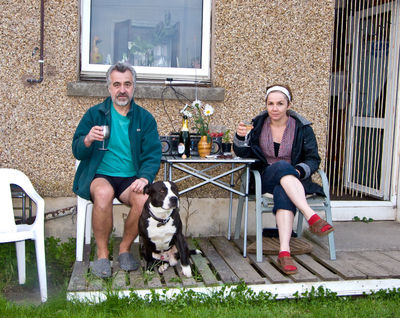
left=128, top=192, right=147, bottom=209
left=91, top=184, right=115, bottom=206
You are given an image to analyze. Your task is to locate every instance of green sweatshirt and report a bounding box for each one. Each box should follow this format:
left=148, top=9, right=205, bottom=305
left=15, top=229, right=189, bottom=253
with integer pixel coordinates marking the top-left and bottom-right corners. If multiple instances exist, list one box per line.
left=72, top=96, right=162, bottom=200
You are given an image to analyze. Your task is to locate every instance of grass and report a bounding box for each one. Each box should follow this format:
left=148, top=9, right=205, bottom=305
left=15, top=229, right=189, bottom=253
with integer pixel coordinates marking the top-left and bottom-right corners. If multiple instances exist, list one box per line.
left=2, top=238, right=400, bottom=317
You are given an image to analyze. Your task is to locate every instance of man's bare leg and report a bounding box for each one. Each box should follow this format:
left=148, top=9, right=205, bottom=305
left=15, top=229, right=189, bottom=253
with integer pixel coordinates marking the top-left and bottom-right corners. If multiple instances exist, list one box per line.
left=90, top=178, right=115, bottom=259
left=118, top=189, right=148, bottom=254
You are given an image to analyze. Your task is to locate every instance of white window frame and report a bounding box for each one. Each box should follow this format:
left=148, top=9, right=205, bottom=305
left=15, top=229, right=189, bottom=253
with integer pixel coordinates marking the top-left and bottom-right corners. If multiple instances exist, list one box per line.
left=80, top=0, right=212, bottom=82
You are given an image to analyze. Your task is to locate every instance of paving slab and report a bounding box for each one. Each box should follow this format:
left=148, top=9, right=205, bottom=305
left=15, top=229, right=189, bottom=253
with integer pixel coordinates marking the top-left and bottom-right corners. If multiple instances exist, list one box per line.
left=305, top=221, right=400, bottom=252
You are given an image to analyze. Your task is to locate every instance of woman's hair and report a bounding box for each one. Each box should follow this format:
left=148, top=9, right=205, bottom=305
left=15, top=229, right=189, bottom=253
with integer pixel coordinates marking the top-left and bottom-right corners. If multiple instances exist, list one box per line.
left=265, top=84, right=293, bottom=103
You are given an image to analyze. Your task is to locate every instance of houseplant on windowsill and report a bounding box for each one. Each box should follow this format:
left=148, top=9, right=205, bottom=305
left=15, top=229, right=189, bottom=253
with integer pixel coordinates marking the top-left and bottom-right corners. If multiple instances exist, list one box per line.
left=181, top=100, right=215, bottom=157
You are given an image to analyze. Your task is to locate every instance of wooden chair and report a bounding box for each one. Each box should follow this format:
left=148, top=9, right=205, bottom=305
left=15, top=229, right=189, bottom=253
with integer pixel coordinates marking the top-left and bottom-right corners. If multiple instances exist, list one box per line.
left=234, top=169, right=336, bottom=262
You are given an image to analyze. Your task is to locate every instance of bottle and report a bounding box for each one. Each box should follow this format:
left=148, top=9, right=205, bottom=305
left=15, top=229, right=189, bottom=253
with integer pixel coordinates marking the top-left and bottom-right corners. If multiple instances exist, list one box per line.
left=178, top=115, right=191, bottom=158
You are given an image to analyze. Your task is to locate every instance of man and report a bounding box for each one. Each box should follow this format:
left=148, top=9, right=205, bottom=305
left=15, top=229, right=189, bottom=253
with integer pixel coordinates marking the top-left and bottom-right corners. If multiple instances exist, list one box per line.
left=72, top=62, right=162, bottom=278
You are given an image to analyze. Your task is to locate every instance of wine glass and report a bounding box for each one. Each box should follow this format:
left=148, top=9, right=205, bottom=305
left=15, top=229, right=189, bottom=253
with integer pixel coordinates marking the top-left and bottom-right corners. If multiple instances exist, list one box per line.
left=98, top=125, right=110, bottom=151
left=242, top=120, right=253, bottom=147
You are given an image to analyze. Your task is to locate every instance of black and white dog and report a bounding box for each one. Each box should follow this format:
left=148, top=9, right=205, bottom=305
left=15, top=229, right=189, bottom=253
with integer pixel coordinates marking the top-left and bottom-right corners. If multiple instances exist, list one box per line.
left=139, top=181, right=198, bottom=277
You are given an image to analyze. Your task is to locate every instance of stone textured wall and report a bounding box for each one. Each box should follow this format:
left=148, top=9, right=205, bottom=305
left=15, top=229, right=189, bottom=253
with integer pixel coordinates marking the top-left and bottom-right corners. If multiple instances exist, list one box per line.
left=0, top=0, right=334, bottom=197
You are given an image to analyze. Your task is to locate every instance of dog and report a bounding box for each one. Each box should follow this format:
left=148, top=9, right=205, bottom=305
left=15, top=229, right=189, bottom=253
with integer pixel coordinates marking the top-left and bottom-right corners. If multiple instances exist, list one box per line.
left=139, top=181, right=199, bottom=277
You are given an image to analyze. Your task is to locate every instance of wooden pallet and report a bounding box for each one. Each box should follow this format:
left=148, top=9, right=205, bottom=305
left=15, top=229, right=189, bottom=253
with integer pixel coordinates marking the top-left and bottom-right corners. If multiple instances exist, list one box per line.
left=67, top=236, right=400, bottom=295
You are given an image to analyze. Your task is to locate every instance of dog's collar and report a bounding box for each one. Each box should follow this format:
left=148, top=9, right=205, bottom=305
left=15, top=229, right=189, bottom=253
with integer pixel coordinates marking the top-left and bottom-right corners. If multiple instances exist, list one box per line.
left=148, top=209, right=171, bottom=227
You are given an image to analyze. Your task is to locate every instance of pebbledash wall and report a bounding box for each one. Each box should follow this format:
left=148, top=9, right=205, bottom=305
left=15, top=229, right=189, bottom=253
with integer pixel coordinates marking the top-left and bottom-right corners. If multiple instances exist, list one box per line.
left=0, top=0, right=334, bottom=239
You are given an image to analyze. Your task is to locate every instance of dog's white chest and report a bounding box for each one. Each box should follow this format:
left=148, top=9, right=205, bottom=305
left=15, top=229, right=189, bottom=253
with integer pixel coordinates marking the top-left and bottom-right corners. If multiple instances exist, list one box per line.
left=147, top=218, right=176, bottom=251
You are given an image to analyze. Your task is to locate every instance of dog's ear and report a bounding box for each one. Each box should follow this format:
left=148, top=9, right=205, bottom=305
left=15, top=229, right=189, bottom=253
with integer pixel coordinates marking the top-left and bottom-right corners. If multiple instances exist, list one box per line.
left=143, top=183, right=151, bottom=195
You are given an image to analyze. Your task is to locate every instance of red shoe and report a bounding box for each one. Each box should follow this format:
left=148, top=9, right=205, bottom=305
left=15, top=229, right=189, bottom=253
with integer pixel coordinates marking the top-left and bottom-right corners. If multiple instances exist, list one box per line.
left=309, top=218, right=334, bottom=236
left=277, top=254, right=297, bottom=275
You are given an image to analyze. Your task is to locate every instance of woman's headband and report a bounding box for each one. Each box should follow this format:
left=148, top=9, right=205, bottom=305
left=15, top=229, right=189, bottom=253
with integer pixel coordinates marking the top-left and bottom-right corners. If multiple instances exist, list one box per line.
left=265, top=86, right=291, bottom=102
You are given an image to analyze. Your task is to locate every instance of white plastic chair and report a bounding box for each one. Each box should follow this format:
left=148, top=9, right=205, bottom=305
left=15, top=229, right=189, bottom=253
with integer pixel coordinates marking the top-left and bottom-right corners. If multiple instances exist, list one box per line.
left=234, top=169, right=336, bottom=262
left=0, top=168, right=47, bottom=302
left=75, top=161, right=123, bottom=261
left=76, top=195, right=123, bottom=261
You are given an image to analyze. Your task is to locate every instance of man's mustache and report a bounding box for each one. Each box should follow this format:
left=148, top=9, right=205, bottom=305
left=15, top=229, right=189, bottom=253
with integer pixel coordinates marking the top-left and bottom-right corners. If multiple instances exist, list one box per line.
left=117, top=93, right=128, bottom=98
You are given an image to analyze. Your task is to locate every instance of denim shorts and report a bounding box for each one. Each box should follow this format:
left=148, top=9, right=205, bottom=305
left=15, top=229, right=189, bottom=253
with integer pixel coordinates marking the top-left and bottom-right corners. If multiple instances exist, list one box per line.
left=261, top=161, right=299, bottom=214
left=92, top=174, right=137, bottom=200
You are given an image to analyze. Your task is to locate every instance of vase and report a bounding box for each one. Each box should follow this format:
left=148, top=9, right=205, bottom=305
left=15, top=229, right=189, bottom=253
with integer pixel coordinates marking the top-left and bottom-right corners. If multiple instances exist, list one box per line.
left=197, top=135, right=212, bottom=157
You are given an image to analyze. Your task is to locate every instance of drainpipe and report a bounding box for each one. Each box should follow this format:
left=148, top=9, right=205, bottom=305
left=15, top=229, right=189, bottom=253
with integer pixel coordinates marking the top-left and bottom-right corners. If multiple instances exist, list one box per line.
left=27, top=0, right=44, bottom=84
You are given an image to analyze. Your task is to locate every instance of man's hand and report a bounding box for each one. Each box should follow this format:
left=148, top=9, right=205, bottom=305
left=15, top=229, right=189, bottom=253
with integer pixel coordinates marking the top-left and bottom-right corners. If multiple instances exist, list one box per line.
left=130, top=178, right=148, bottom=193
left=84, top=126, right=105, bottom=147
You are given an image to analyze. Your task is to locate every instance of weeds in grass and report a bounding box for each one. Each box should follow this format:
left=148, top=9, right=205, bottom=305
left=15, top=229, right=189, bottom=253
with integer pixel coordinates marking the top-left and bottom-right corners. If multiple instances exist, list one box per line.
left=0, top=237, right=76, bottom=293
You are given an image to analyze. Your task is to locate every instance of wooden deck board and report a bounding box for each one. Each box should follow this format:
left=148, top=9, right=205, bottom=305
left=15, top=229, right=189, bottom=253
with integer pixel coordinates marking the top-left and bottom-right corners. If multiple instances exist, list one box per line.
left=197, top=237, right=240, bottom=284
left=294, top=254, right=340, bottom=281
left=248, top=254, right=290, bottom=284
left=112, top=238, right=128, bottom=289
left=341, top=252, right=394, bottom=279
left=68, top=236, right=400, bottom=295
left=162, top=266, right=182, bottom=288
left=354, top=251, right=400, bottom=278
left=67, top=261, right=89, bottom=292
left=268, top=255, right=318, bottom=283
left=188, top=239, right=220, bottom=286
left=383, top=251, right=400, bottom=263
left=129, top=243, right=146, bottom=289
left=210, top=236, right=265, bottom=284
left=310, top=244, right=367, bottom=280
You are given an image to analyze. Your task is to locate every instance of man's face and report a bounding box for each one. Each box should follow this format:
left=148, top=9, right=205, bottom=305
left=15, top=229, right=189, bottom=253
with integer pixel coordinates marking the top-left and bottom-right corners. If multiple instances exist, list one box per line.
left=108, top=70, right=134, bottom=107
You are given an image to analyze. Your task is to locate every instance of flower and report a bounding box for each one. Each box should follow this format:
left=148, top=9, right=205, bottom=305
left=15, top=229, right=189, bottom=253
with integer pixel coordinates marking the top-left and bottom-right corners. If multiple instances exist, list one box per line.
left=181, top=100, right=215, bottom=139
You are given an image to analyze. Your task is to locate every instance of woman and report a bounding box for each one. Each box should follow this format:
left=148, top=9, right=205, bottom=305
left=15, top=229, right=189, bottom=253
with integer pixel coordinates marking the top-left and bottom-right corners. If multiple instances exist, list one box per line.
left=233, top=84, right=334, bottom=275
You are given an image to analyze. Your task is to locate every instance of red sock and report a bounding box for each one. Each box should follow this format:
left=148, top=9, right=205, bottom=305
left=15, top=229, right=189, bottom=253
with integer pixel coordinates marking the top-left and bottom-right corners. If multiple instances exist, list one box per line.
left=278, top=251, right=291, bottom=258
left=308, top=214, right=332, bottom=232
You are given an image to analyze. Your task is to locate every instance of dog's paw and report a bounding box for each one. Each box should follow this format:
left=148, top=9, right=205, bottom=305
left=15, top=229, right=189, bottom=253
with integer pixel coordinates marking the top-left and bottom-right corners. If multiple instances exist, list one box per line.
left=158, top=263, right=169, bottom=274
left=169, top=256, right=178, bottom=267
left=181, top=265, right=192, bottom=277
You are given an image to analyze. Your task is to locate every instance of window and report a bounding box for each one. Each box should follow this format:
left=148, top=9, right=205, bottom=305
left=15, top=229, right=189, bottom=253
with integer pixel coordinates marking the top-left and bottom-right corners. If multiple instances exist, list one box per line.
left=81, top=0, right=211, bottom=82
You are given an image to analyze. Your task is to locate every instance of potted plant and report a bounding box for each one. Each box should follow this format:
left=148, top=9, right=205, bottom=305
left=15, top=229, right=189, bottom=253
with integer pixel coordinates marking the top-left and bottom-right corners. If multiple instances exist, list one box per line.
left=222, top=129, right=232, bottom=153
left=181, top=100, right=215, bottom=157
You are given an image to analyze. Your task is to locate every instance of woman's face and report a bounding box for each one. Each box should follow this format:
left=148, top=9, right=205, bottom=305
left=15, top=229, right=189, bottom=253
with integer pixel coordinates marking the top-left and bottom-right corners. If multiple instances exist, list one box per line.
left=266, top=91, right=290, bottom=122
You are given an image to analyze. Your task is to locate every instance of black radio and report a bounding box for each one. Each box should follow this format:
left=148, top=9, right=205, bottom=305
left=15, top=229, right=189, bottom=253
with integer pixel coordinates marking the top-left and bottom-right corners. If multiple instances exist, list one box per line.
left=160, top=134, right=222, bottom=156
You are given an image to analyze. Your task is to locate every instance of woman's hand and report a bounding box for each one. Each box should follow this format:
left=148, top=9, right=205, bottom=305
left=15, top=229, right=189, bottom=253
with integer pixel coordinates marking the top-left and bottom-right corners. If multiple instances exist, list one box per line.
left=236, top=121, right=252, bottom=137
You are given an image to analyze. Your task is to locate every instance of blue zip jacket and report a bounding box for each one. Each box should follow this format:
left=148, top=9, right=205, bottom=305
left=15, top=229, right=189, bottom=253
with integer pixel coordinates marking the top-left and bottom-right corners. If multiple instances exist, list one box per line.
left=72, top=97, right=162, bottom=200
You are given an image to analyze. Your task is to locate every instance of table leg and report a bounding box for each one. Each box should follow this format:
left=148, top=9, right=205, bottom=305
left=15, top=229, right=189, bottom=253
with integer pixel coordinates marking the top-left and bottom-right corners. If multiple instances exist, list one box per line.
left=168, top=163, right=173, bottom=181
left=163, top=162, right=168, bottom=180
left=243, top=165, right=250, bottom=257
left=227, top=163, right=234, bottom=240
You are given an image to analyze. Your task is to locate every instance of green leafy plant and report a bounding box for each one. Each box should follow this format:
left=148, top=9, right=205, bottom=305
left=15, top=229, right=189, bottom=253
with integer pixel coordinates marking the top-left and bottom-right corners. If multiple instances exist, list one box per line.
left=352, top=216, right=374, bottom=223
left=222, top=129, right=231, bottom=143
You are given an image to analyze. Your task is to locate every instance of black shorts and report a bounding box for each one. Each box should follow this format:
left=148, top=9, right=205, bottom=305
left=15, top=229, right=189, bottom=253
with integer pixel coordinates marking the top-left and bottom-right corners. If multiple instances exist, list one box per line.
left=93, top=174, right=138, bottom=201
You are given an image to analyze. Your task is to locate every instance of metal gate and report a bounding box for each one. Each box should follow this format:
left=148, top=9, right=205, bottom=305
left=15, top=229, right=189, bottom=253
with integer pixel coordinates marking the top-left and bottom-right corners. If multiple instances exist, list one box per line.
left=327, top=0, right=400, bottom=199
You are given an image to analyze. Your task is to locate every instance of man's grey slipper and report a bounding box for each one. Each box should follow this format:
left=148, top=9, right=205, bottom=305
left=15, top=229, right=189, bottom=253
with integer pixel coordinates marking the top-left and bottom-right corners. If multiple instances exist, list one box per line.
left=118, top=252, right=139, bottom=271
left=91, top=258, right=111, bottom=278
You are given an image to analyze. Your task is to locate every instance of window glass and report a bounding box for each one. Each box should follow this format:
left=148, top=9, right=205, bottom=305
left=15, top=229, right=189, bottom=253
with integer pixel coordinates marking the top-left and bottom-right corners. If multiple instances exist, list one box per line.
left=81, top=0, right=211, bottom=81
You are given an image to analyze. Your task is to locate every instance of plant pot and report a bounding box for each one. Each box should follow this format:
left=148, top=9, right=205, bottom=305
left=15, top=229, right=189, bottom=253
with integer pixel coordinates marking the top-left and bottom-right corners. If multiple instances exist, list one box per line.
left=197, top=135, right=212, bottom=157
left=222, top=142, right=232, bottom=153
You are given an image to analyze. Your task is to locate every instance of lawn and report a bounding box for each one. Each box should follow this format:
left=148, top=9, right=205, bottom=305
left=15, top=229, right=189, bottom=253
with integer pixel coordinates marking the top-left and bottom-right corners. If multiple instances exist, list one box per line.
left=1, top=238, right=400, bottom=318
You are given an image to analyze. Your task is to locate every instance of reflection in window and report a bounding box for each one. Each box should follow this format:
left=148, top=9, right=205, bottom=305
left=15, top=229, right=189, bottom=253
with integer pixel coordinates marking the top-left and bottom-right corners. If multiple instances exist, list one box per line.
left=89, top=0, right=203, bottom=69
